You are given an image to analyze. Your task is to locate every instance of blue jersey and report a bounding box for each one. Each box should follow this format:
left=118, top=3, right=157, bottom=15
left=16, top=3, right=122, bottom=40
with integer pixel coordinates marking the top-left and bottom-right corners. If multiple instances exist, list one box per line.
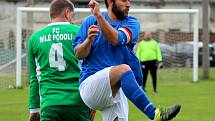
left=73, top=12, right=143, bottom=85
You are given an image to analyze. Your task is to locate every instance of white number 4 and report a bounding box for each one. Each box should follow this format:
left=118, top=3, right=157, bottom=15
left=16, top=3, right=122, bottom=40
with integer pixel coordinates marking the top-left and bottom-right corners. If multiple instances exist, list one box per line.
left=49, top=43, right=66, bottom=71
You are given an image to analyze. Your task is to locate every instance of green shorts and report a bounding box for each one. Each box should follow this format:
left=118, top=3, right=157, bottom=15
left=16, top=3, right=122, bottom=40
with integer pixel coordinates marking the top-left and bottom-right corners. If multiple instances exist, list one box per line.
left=41, top=105, right=90, bottom=121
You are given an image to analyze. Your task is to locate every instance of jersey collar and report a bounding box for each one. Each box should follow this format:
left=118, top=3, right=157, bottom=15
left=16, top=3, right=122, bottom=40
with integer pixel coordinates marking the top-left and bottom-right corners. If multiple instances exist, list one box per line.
left=48, top=22, right=70, bottom=26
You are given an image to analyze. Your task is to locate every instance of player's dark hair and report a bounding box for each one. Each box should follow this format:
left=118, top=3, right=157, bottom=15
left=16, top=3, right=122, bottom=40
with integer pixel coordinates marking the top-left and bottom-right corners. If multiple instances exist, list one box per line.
left=50, top=0, right=74, bottom=19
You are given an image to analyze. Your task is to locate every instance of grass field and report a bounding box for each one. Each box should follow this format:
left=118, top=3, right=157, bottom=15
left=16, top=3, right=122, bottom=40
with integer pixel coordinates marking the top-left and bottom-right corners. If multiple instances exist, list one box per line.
left=0, top=69, right=215, bottom=121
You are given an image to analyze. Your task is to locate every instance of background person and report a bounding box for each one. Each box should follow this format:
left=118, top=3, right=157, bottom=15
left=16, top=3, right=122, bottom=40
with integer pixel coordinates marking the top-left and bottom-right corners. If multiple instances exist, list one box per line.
left=136, top=32, right=162, bottom=93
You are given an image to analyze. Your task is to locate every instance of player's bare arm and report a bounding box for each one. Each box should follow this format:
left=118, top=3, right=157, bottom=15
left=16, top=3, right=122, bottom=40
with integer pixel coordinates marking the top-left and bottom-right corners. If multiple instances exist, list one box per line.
left=28, top=112, right=40, bottom=121
left=89, top=0, right=118, bottom=45
left=75, top=25, right=100, bottom=59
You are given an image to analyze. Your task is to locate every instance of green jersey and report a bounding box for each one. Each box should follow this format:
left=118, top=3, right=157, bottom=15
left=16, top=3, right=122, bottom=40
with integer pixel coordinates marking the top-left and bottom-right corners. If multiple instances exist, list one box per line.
left=28, top=22, right=84, bottom=111
left=136, top=39, right=162, bottom=62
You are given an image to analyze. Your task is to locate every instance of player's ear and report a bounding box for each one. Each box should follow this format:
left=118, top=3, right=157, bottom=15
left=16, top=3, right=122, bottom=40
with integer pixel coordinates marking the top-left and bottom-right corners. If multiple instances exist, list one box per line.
left=63, top=8, right=68, bottom=19
left=71, top=11, right=74, bottom=18
left=64, top=8, right=73, bottom=19
left=107, top=0, right=113, bottom=8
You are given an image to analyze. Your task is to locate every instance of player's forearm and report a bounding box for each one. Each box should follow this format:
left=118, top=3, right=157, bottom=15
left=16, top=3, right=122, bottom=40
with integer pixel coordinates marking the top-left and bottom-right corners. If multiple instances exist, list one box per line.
left=75, top=38, right=93, bottom=59
left=95, top=14, right=118, bottom=46
left=28, top=78, right=40, bottom=110
left=28, top=47, right=40, bottom=110
left=157, top=46, right=162, bottom=61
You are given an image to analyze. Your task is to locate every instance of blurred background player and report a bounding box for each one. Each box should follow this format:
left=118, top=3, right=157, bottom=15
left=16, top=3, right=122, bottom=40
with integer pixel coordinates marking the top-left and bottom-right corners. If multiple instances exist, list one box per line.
left=27, top=0, right=90, bottom=121
left=136, top=32, right=162, bottom=93
left=73, top=0, right=181, bottom=121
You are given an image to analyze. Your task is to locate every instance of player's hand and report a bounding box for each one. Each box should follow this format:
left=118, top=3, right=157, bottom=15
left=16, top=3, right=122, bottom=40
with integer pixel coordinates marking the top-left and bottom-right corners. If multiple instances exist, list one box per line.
left=90, top=109, right=96, bottom=121
left=87, top=25, right=100, bottom=42
left=28, top=112, right=40, bottom=121
left=156, top=61, right=163, bottom=69
left=89, top=0, right=101, bottom=17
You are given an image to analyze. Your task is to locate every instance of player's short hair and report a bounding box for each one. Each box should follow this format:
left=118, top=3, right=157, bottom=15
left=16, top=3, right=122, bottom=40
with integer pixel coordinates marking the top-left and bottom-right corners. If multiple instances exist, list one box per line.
left=50, top=0, right=74, bottom=19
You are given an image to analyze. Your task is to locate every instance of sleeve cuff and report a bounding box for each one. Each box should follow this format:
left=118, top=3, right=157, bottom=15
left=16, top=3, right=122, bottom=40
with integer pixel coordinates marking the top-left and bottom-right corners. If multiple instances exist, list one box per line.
left=30, top=108, right=40, bottom=113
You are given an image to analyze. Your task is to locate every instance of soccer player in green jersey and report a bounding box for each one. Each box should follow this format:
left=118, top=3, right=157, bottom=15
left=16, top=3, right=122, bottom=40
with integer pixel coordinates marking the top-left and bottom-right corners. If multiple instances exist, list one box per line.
left=27, top=0, right=90, bottom=121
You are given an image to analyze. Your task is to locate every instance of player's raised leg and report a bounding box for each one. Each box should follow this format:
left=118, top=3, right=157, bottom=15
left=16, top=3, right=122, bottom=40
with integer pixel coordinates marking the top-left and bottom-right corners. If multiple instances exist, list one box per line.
left=110, top=64, right=181, bottom=121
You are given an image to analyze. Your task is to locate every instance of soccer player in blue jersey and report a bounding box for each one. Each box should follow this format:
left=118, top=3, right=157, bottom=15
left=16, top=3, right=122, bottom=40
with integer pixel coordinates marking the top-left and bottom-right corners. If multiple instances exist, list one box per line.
left=73, top=0, right=181, bottom=121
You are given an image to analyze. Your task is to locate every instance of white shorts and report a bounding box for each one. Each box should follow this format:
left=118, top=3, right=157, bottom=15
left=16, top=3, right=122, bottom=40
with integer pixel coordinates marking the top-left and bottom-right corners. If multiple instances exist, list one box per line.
left=79, top=67, right=128, bottom=121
